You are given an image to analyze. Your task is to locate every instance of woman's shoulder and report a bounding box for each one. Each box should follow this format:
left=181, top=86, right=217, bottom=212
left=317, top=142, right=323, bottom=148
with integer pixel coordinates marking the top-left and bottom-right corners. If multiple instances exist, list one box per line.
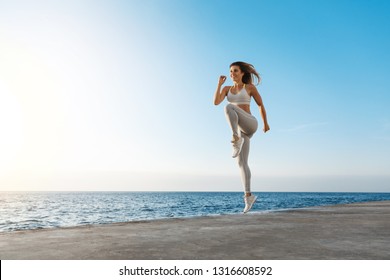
left=245, top=83, right=257, bottom=90
left=245, top=84, right=259, bottom=97
left=222, top=85, right=231, bottom=93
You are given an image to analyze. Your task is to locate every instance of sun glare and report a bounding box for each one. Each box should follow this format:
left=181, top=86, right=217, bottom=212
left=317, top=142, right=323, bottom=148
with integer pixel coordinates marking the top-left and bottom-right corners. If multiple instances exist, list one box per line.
left=0, top=80, right=23, bottom=173
left=0, top=38, right=65, bottom=175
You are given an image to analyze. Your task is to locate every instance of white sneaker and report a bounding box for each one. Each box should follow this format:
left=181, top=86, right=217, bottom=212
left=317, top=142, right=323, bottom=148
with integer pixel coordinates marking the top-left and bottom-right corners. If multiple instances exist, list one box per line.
left=243, top=195, right=257, bottom=213
left=232, top=137, right=244, bottom=158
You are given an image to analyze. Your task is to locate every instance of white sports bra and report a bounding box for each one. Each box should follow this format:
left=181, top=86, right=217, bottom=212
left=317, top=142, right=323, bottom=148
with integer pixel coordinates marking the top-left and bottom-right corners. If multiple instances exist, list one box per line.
left=227, top=84, right=251, bottom=105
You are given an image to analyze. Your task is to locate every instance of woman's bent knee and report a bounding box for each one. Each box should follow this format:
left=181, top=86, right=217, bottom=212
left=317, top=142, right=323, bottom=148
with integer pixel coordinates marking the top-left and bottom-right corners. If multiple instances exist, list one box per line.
left=224, top=103, right=235, bottom=114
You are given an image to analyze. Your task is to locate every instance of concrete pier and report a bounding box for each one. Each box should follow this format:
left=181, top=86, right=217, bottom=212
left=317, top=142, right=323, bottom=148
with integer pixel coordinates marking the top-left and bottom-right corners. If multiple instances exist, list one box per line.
left=1, top=200, right=389, bottom=259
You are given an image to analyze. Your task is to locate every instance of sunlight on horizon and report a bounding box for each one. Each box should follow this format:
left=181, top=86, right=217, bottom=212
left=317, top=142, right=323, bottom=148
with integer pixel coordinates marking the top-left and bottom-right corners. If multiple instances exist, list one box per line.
left=0, top=12, right=202, bottom=190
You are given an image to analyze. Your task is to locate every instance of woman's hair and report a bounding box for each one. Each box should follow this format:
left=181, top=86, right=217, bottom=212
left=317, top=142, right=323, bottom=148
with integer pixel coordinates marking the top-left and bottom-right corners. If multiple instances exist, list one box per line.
left=230, top=61, right=261, bottom=85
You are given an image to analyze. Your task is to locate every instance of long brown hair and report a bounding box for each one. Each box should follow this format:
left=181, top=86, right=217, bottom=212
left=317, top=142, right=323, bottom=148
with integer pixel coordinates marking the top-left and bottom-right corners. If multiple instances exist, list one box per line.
left=230, top=61, right=261, bottom=85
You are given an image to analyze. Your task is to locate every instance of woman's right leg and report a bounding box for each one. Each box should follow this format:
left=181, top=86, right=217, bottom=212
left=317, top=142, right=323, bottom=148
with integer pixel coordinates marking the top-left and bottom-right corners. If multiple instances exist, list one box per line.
left=224, top=104, right=258, bottom=157
left=224, top=104, right=240, bottom=140
left=224, top=104, right=258, bottom=139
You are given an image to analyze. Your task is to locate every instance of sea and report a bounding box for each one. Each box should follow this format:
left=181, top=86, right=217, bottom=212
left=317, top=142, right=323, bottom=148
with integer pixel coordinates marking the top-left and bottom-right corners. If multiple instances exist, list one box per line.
left=0, top=191, right=389, bottom=232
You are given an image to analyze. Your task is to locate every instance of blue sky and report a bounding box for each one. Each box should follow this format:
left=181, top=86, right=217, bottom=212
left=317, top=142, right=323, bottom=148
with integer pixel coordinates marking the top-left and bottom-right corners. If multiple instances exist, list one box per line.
left=0, top=0, right=389, bottom=191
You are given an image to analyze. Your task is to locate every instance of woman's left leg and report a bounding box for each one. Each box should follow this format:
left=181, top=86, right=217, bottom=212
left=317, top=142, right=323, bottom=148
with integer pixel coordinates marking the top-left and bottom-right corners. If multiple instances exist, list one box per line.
left=237, top=133, right=251, bottom=194
left=238, top=132, right=258, bottom=213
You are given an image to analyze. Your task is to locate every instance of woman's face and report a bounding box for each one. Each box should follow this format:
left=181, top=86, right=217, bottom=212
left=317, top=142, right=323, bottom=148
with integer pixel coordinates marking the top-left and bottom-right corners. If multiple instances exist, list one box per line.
left=230, top=65, right=244, bottom=83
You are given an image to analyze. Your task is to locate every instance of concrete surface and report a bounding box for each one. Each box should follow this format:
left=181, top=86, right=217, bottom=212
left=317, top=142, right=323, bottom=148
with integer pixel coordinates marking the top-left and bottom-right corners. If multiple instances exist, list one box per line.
left=0, top=200, right=389, bottom=259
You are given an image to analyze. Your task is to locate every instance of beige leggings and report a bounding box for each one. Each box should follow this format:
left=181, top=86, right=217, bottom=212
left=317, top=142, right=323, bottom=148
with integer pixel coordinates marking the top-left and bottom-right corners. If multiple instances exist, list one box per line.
left=224, top=104, right=258, bottom=193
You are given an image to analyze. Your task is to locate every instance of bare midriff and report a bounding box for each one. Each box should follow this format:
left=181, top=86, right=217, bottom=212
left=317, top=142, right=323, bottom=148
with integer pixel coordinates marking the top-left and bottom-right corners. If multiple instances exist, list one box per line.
left=238, top=104, right=251, bottom=114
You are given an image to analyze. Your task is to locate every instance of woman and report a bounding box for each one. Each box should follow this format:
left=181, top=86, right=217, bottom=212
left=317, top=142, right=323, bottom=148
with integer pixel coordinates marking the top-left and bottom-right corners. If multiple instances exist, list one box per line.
left=213, top=61, right=270, bottom=213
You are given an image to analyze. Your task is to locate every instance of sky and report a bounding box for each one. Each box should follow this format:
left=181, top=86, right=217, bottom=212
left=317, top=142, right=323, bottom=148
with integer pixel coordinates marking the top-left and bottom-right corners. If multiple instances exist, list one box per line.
left=0, top=0, right=389, bottom=192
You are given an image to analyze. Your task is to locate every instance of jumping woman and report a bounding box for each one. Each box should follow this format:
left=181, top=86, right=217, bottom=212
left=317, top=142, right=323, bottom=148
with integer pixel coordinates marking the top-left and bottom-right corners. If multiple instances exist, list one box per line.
left=213, top=61, right=270, bottom=213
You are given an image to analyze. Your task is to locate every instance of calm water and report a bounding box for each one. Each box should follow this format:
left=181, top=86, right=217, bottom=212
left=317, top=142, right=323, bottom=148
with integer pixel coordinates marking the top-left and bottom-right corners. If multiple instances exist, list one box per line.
left=0, top=192, right=389, bottom=232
